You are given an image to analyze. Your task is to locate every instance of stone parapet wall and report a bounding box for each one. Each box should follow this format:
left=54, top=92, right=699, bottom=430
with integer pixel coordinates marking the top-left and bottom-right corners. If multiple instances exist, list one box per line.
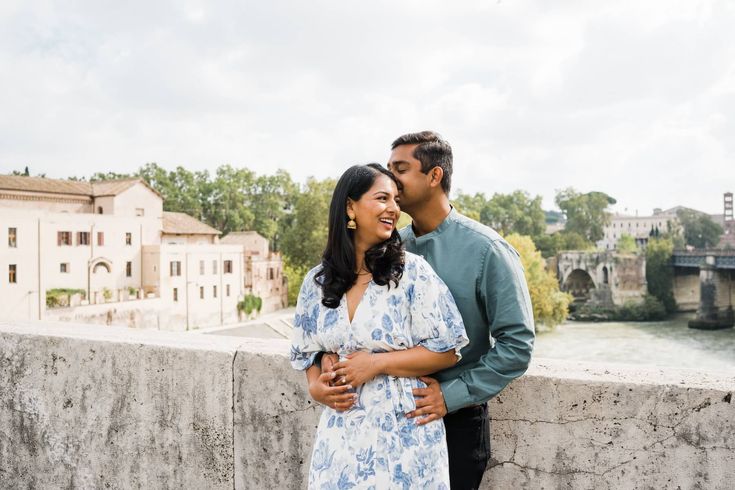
left=0, top=322, right=732, bottom=489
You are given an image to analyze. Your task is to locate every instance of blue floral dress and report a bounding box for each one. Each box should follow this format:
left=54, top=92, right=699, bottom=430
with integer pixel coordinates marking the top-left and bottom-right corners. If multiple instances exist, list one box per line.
left=290, top=252, right=469, bottom=490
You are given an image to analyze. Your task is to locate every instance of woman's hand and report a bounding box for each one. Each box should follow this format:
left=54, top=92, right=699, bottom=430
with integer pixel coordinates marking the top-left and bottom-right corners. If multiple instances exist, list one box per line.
left=332, top=352, right=381, bottom=389
left=308, top=371, right=357, bottom=411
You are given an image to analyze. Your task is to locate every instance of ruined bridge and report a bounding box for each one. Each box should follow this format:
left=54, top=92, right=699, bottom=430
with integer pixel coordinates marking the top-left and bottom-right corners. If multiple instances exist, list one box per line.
left=555, top=251, right=647, bottom=307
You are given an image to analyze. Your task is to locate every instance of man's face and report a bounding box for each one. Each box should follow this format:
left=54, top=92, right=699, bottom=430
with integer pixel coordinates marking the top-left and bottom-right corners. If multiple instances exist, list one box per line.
left=387, top=144, right=432, bottom=214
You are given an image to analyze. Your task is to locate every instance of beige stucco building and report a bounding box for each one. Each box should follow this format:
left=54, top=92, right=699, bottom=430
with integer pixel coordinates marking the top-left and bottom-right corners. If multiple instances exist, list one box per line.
left=0, top=175, right=280, bottom=330
left=597, top=209, right=679, bottom=251
left=220, top=231, right=287, bottom=314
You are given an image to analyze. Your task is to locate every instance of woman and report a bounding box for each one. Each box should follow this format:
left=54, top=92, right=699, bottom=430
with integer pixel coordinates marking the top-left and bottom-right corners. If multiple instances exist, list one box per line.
left=290, top=164, right=468, bottom=489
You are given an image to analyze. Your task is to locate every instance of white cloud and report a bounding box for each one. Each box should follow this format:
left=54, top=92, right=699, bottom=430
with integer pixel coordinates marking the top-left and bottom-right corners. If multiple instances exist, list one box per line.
left=0, top=0, right=733, bottom=214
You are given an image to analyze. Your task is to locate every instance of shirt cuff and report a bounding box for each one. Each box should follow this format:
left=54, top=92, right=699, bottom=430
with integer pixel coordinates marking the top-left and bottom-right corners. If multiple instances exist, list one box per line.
left=440, top=378, right=472, bottom=414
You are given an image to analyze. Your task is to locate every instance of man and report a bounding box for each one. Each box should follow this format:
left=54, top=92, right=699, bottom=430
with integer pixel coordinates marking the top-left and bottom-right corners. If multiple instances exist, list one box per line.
left=317, top=131, right=535, bottom=489
left=387, top=130, right=535, bottom=489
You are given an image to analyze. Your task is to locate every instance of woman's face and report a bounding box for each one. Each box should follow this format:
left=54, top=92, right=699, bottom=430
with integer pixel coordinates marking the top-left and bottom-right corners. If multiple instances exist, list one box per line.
left=348, top=174, right=400, bottom=250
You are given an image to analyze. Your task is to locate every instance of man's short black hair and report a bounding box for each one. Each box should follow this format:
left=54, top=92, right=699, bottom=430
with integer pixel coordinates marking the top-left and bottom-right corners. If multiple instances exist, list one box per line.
left=391, top=131, right=453, bottom=194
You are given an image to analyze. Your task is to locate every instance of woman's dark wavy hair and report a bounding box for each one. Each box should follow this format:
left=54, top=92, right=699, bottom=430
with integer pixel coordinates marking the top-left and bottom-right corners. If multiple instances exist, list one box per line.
left=315, top=163, right=404, bottom=308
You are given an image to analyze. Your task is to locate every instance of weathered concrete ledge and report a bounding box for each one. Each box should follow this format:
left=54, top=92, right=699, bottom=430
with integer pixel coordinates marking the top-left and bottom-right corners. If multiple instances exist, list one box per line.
left=1, top=321, right=733, bottom=489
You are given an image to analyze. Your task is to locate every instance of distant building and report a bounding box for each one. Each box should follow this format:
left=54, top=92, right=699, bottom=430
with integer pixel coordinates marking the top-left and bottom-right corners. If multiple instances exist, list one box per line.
left=718, top=192, right=735, bottom=249
left=597, top=209, right=678, bottom=251
left=220, top=231, right=287, bottom=314
left=0, top=175, right=251, bottom=330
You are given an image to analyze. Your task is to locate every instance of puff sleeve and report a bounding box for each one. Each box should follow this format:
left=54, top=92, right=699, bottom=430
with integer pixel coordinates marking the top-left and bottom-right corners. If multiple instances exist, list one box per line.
left=289, top=268, right=325, bottom=370
left=407, top=256, right=469, bottom=359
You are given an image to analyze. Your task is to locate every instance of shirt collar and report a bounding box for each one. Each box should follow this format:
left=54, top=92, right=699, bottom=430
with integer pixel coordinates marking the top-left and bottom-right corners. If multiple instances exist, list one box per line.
left=406, top=207, right=458, bottom=243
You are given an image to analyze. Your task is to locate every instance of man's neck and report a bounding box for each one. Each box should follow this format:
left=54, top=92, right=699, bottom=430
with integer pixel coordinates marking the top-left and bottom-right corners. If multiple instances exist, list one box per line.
left=409, top=196, right=452, bottom=237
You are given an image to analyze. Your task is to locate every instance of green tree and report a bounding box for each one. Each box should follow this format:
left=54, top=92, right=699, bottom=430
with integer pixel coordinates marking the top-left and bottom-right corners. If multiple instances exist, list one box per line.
left=90, top=171, right=133, bottom=181
left=481, top=191, right=546, bottom=237
left=533, top=231, right=593, bottom=258
left=616, top=234, right=637, bottom=254
left=676, top=209, right=723, bottom=249
left=452, top=191, right=486, bottom=222
left=249, top=170, right=298, bottom=248
left=280, top=177, right=336, bottom=270
left=137, top=163, right=206, bottom=219
left=555, top=188, right=616, bottom=242
left=505, top=234, right=572, bottom=330
left=645, top=237, right=676, bottom=313
left=202, top=165, right=256, bottom=235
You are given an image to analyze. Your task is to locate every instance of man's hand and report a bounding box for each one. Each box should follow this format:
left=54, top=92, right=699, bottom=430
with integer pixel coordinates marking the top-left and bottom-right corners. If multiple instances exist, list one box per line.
left=308, top=371, right=357, bottom=411
left=331, top=351, right=380, bottom=389
left=407, top=376, right=447, bottom=425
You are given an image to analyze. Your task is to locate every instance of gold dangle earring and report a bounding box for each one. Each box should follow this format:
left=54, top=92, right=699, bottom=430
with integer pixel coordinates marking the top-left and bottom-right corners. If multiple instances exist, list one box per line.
left=347, top=212, right=357, bottom=230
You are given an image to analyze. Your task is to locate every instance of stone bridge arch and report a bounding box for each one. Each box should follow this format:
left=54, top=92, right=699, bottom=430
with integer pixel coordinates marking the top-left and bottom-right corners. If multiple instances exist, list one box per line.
left=556, top=251, right=647, bottom=307
left=563, top=269, right=596, bottom=303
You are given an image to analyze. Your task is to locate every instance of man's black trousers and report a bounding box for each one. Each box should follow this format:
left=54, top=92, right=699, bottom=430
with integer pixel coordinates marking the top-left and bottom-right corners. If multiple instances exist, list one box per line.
left=444, top=404, right=491, bottom=490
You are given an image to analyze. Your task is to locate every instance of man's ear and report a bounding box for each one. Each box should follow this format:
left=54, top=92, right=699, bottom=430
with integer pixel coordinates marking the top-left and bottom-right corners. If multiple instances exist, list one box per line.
left=429, top=166, right=444, bottom=188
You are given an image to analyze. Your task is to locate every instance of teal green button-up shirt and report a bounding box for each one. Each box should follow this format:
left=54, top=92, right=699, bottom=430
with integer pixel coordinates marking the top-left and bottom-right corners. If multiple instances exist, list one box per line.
left=400, top=208, right=535, bottom=413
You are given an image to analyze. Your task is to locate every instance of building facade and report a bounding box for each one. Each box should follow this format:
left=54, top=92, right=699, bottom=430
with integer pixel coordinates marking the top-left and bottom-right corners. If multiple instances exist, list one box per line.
left=597, top=209, right=679, bottom=251
left=0, top=175, right=266, bottom=330
left=220, top=231, right=287, bottom=314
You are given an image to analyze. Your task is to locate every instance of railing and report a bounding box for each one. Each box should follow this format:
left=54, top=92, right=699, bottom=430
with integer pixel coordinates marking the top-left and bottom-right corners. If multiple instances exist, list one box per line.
left=0, top=321, right=733, bottom=489
left=672, top=249, right=735, bottom=269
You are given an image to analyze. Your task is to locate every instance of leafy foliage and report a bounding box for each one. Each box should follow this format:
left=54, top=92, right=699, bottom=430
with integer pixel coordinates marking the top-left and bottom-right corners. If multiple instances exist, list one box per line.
left=46, top=288, right=86, bottom=308
left=533, top=231, right=593, bottom=258
left=452, top=190, right=546, bottom=237
left=238, top=294, right=263, bottom=315
left=676, top=209, right=723, bottom=249
left=616, top=234, right=637, bottom=254
left=645, top=237, right=677, bottom=313
left=555, top=188, right=616, bottom=242
left=504, top=234, right=572, bottom=330
left=279, top=177, right=336, bottom=270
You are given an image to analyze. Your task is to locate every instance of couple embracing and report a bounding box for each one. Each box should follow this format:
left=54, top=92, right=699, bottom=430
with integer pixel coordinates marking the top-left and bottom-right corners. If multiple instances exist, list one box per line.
left=290, top=131, right=535, bottom=489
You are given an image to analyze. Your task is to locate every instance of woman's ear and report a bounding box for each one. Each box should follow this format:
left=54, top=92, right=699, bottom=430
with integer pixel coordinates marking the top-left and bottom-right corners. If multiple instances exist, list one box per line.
left=346, top=199, right=354, bottom=214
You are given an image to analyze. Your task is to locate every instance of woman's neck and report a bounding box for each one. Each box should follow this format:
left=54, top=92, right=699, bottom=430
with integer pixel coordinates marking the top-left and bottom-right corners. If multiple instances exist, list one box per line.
left=353, top=240, right=371, bottom=274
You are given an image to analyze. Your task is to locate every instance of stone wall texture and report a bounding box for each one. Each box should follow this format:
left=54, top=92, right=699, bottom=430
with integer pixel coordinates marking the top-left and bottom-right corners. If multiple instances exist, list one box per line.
left=1, top=321, right=733, bottom=489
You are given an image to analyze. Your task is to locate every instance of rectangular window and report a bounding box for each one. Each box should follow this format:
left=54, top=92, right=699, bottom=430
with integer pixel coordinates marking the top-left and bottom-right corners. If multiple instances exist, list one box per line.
left=226, top=284, right=230, bottom=297
left=77, top=231, right=90, bottom=246
left=213, top=285, right=217, bottom=298
left=212, top=260, right=218, bottom=275
left=60, top=263, right=69, bottom=273
left=125, top=232, right=132, bottom=245
left=173, top=287, right=178, bottom=302
left=268, top=268, right=274, bottom=280
left=200, top=286, right=204, bottom=299
left=224, top=260, right=233, bottom=274
left=126, top=261, right=132, bottom=277
left=57, top=231, right=72, bottom=246
left=8, top=227, right=17, bottom=247
left=9, top=264, right=17, bottom=283
left=200, top=260, right=205, bottom=275
left=170, top=261, right=182, bottom=276
left=135, top=208, right=145, bottom=217
left=97, top=231, right=105, bottom=246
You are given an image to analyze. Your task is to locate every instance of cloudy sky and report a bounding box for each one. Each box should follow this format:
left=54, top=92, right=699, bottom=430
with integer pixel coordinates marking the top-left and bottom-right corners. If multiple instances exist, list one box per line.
left=1, top=0, right=733, bottom=214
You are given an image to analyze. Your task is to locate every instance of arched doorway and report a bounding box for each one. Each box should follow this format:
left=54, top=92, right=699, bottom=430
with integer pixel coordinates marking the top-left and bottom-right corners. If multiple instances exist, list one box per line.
left=563, top=269, right=596, bottom=304
left=89, top=258, right=114, bottom=304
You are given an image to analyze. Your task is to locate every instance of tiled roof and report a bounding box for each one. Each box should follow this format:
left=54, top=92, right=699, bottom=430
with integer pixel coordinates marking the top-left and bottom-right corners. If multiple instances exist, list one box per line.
left=220, top=231, right=266, bottom=244
left=162, top=212, right=220, bottom=235
left=0, top=175, right=160, bottom=198
left=0, top=175, right=92, bottom=196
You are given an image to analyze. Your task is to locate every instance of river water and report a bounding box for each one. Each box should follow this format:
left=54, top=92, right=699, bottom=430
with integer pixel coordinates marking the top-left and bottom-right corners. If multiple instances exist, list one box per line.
left=534, top=314, right=735, bottom=373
